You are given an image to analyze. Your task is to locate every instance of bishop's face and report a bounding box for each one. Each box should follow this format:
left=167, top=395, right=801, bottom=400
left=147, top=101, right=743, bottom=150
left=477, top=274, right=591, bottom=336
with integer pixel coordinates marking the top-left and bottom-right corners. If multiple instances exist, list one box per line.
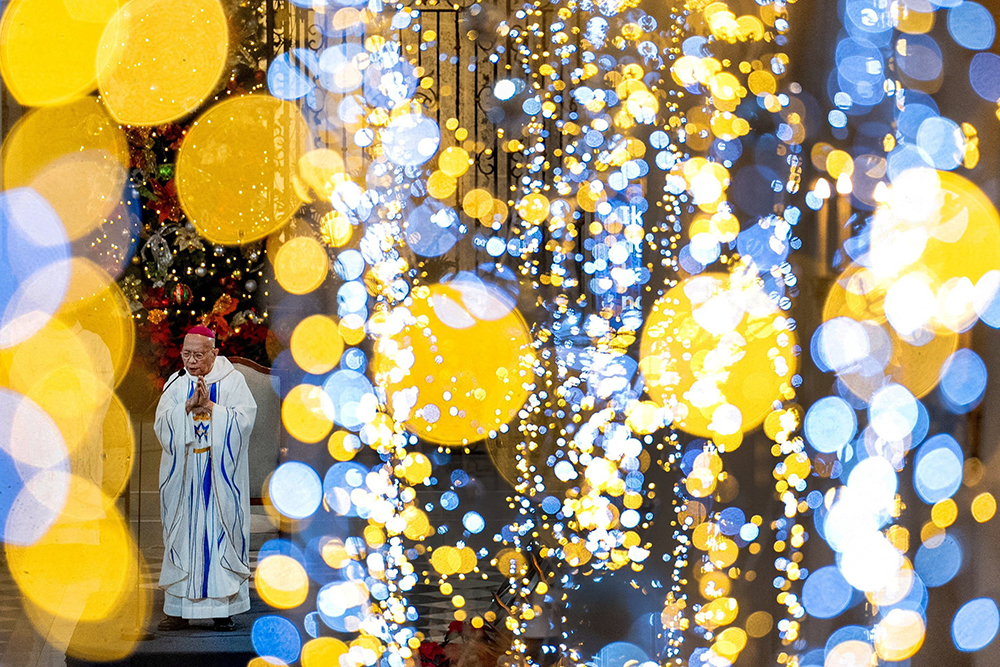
left=181, top=334, right=218, bottom=377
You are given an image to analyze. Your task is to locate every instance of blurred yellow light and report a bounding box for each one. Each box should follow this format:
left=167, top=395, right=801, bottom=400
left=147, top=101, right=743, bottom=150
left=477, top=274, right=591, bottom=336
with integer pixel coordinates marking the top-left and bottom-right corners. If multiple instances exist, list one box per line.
left=4, top=318, right=116, bottom=459
left=400, top=452, right=432, bottom=485
left=827, top=640, right=874, bottom=666
left=176, top=95, right=309, bottom=245
left=495, top=548, right=528, bottom=577
left=745, top=610, right=773, bottom=638
left=625, top=400, right=666, bottom=434
left=462, top=188, right=494, bottom=219
left=56, top=258, right=136, bottom=386
left=426, top=170, right=457, bottom=199
left=320, top=538, right=351, bottom=569
left=291, top=315, right=344, bottom=374
left=699, top=569, right=731, bottom=599
left=972, top=492, right=996, bottom=523
left=874, top=608, right=925, bottom=661
left=255, top=554, right=309, bottom=609
left=96, top=0, right=228, bottom=125
left=23, top=555, right=151, bottom=662
left=698, top=596, right=738, bottom=629
left=274, top=237, right=330, bottom=295
left=826, top=150, right=855, bottom=179
left=281, top=383, right=334, bottom=443
left=99, top=394, right=135, bottom=503
left=298, top=148, right=345, bottom=198
left=517, top=193, right=550, bottom=223
left=714, top=626, right=747, bottom=659
left=401, top=505, right=431, bottom=540
left=431, top=546, right=462, bottom=575
left=709, top=537, right=739, bottom=569
left=2, top=96, right=128, bottom=240
left=319, top=211, right=353, bottom=247
left=328, top=430, right=359, bottom=461
left=302, top=638, right=349, bottom=667
left=438, top=146, right=471, bottom=177
left=822, top=264, right=957, bottom=401
left=0, top=0, right=120, bottom=106
left=373, top=283, right=534, bottom=446
left=931, top=499, right=958, bottom=528
left=640, top=272, right=798, bottom=443
left=7, top=478, right=134, bottom=622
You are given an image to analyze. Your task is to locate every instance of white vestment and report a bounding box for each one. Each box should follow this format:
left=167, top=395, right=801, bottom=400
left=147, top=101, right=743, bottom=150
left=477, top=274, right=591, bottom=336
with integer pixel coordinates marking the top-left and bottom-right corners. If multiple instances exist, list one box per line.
left=154, top=356, right=256, bottom=619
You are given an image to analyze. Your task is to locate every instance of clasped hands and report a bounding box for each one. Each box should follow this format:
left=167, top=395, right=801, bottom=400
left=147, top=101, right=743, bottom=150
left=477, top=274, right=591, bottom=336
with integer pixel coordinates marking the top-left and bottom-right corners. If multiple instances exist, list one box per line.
left=184, top=377, right=214, bottom=418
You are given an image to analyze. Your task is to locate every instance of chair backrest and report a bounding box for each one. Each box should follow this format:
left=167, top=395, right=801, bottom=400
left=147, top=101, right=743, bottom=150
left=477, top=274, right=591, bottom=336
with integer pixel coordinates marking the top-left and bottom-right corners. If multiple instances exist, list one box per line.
left=229, top=356, right=280, bottom=503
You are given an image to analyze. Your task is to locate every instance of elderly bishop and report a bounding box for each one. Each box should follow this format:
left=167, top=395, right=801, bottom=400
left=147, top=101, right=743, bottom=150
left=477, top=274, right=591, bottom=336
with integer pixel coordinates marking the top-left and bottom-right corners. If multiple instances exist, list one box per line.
left=154, top=326, right=257, bottom=631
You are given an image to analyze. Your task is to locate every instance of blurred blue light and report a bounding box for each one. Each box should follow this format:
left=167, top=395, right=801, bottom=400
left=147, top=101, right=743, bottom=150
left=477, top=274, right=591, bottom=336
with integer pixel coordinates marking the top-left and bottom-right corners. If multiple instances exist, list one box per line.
left=940, top=348, right=987, bottom=412
left=948, top=2, right=996, bottom=50
left=440, top=491, right=460, bottom=511
left=916, top=116, right=964, bottom=171
left=324, top=461, right=369, bottom=517
left=915, top=534, right=962, bottom=587
left=802, top=565, right=853, bottom=618
left=914, top=434, right=963, bottom=504
left=953, top=598, right=1000, bottom=652
left=896, top=34, right=943, bottom=82
left=252, top=615, right=301, bottom=665
left=267, top=49, right=318, bottom=100
left=804, top=396, right=857, bottom=453
left=462, top=511, right=485, bottom=534
left=0, top=189, right=71, bottom=349
left=869, top=384, right=918, bottom=442
left=404, top=201, right=463, bottom=258
left=969, top=52, right=1000, bottom=102
left=270, top=462, right=323, bottom=520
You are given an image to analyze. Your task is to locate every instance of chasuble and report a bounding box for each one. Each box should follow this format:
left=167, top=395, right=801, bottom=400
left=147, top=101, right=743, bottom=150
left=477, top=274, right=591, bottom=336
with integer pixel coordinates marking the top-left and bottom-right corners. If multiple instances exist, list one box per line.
left=154, top=356, right=257, bottom=618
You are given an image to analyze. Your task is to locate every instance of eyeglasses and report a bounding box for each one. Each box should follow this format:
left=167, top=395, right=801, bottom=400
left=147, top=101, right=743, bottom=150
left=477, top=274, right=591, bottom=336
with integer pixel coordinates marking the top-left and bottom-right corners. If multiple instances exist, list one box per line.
left=181, top=351, right=211, bottom=362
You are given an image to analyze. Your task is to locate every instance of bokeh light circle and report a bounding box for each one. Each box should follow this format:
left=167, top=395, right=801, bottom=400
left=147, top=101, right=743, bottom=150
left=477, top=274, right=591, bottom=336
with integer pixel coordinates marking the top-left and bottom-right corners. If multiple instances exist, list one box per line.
left=0, top=0, right=120, bottom=106
left=274, top=237, right=329, bottom=295
left=290, top=315, right=344, bottom=374
left=804, top=396, right=856, bottom=453
left=2, top=96, right=128, bottom=241
left=915, top=533, right=961, bottom=587
left=641, top=273, right=797, bottom=443
left=914, top=434, right=963, bottom=504
left=373, top=283, right=534, bottom=446
left=381, top=113, right=440, bottom=167
left=0, top=189, right=70, bottom=349
left=802, top=565, right=852, bottom=618
left=176, top=95, right=310, bottom=245
left=269, top=462, right=322, bottom=520
left=953, top=598, right=1000, bottom=652
left=255, top=554, right=309, bottom=609
left=0, top=388, right=70, bottom=546
left=96, top=0, right=228, bottom=125
left=252, top=615, right=302, bottom=665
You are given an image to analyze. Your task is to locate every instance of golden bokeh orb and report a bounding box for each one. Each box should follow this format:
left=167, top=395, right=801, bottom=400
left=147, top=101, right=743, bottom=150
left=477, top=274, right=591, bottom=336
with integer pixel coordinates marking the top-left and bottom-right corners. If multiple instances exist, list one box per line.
left=0, top=0, right=120, bottom=106
left=255, top=554, right=309, bottom=609
left=96, top=0, right=228, bottom=126
left=176, top=95, right=311, bottom=245
left=6, top=478, right=135, bottom=622
left=281, top=383, right=334, bottom=444
left=2, top=96, right=128, bottom=240
left=373, top=283, right=534, bottom=446
left=290, top=315, right=344, bottom=374
left=640, top=272, right=798, bottom=445
left=274, top=236, right=330, bottom=295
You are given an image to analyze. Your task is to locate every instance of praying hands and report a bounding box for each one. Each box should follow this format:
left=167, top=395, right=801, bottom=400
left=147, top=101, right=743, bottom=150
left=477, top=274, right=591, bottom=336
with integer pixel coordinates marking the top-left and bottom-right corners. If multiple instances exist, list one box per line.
left=184, top=377, right=214, bottom=417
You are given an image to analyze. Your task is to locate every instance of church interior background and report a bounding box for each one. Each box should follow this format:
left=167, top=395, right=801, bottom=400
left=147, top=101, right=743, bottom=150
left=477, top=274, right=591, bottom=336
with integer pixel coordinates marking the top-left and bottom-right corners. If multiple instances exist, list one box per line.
left=4, top=0, right=1000, bottom=665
